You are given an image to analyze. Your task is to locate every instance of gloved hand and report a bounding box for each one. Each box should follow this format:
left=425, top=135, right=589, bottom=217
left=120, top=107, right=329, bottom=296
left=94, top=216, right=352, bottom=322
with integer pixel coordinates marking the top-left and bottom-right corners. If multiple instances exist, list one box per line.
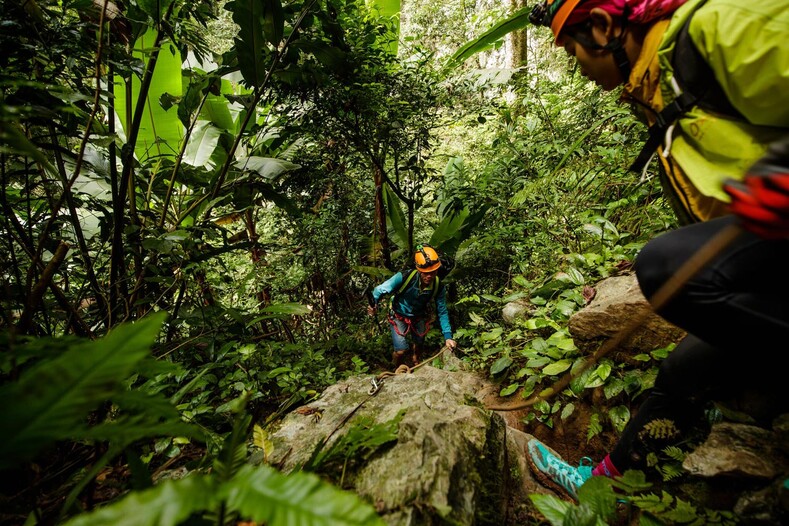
left=724, top=138, right=789, bottom=239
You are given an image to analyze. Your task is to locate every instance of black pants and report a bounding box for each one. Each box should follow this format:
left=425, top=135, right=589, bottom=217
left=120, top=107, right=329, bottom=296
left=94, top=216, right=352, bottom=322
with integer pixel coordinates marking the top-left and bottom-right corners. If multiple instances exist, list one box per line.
left=610, top=215, right=789, bottom=470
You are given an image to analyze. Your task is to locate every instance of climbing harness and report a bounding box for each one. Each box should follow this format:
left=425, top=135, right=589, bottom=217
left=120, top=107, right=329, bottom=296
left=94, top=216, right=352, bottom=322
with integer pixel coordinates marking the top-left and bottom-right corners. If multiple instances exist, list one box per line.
left=388, top=309, right=433, bottom=338
left=385, top=268, right=440, bottom=337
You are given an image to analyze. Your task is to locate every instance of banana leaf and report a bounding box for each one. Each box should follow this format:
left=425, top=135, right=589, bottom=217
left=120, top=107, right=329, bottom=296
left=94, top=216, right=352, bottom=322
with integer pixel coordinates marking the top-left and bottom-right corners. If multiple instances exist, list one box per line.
left=447, top=7, right=530, bottom=69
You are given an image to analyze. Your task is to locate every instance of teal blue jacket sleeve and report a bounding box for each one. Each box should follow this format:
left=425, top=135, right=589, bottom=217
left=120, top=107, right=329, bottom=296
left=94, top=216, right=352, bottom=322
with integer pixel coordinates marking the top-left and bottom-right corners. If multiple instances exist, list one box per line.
left=435, top=285, right=453, bottom=340
left=371, top=272, right=403, bottom=306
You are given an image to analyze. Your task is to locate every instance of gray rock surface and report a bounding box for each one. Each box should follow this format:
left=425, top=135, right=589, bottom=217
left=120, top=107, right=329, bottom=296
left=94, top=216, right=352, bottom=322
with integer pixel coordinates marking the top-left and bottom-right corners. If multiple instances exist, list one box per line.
left=567, top=273, right=686, bottom=353
left=502, top=299, right=533, bottom=325
left=683, top=422, right=789, bottom=479
left=265, top=365, right=549, bottom=525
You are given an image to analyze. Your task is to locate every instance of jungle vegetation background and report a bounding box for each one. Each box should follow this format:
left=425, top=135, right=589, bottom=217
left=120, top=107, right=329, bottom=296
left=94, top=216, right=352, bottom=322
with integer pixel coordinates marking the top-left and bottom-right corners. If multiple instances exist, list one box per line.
left=0, top=0, right=697, bottom=523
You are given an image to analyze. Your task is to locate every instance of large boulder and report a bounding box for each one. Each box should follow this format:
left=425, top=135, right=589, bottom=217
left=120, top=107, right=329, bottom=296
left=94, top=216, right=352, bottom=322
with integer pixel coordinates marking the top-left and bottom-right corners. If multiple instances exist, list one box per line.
left=568, top=273, right=686, bottom=354
left=264, top=365, right=549, bottom=525
left=502, top=299, right=533, bottom=325
left=683, top=419, right=789, bottom=524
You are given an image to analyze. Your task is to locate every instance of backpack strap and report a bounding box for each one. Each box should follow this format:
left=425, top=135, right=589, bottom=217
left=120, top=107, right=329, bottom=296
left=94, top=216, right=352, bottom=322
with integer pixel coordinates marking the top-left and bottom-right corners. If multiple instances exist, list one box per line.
left=629, top=14, right=745, bottom=173
left=397, top=269, right=420, bottom=295
left=391, top=270, right=440, bottom=310
left=432, top=276, right=440, bottom=301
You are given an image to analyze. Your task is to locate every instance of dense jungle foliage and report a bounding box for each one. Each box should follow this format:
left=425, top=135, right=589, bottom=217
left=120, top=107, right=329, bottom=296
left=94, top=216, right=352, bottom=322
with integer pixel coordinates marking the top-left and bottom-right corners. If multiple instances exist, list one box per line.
left=2, top=0, right=737, bottom=523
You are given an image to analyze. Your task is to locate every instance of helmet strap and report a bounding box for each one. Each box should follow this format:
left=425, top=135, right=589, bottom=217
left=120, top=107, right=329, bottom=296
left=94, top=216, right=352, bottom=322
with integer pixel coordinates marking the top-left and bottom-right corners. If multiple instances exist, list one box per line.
left=604, top=37, right=632, bottom=81
left=603, top=8, right=632, bottom=83
left=568, top=11, right=632, bottom=83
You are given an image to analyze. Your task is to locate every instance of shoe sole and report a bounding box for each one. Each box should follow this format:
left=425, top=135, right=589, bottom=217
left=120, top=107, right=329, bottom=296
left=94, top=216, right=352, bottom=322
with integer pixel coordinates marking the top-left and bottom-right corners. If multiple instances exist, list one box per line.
left=525, top=441, right=578, bottom=503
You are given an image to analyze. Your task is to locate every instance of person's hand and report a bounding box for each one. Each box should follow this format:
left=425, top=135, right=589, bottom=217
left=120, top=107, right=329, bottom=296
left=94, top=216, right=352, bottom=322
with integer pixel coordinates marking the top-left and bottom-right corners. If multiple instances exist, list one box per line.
left=724, top=140, right=789, bottom=239
left=444, top=339, right=457, bottom=351
left=367, top=304, right=377, bottom=317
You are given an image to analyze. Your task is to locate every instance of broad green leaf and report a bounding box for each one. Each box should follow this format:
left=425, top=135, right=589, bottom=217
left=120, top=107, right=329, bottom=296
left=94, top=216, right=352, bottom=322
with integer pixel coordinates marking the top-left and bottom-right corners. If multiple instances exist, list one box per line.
left=553, top=299, right=577, bottom=317
left=541, top=359, right=572, bottom=376
left=0, top=314, right=167, bottom=469
left=499, top=383, right=519, bottom=397
left=525, top=357, right=550, bottom=368
left=545, top=331, right=576, bottom=351
left=447, top=7, right=529, bottom=69
left=268, top=367, right=292, bottom=377
left=607, top=405, right=631, bottom=433
left=114, top=30, right=184, bottom=161
left=574, top=475, right=619, bottom=519
left=480, top=327, right=504, bottom=341
left=489, top=356, right=512, bottom=375
left=224, top=464, right=386, bottom=525
left=202, top=89, right=236, bottom=131
left=603, top=377, right=625, bottom=399
left=480, top=294, right=503, bottom=303
left=526, top=318, right=558, bottom=330
left=235, top=156, right=301, bottom=180
left=564, top=267, right=585, bottom=285
left=593, top=362, right=612, bottom=381
left=651, top=343, right=675, bottom=359
left=261, top=302, right=311, bottom=316
left=529, top=493, right=571, bottom=524
left=383, top=183, right=408, bottom=251
left=261, top=0, right=284, bottom=46
left=183, top=121, right=221, bottom=168
left=229, top=0, right=267, bottom=87
left=429, top=207, right=469, bottom=248
left=63, top=475, right=216, bottom=526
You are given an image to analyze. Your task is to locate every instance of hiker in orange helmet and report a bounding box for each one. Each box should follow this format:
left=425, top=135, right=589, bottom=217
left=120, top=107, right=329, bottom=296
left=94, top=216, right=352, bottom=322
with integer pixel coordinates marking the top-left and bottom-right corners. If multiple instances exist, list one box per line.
left=522, top=0, right=789, bottom=502
left=368, top=245, right=457, bottom=368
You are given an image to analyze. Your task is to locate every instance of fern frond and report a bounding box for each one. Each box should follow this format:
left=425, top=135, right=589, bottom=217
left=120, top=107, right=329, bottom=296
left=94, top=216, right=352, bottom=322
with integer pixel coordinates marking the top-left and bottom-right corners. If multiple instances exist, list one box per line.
left=660, top=462, right=685, bottom=481
left=62, top=474, right=217, bottom=526
left=213, top=413, right=252, bottom=482
left=0, top=314, right=167, bottom=469
left=223, top=464, right=386, bottom=526
left=639, top=418, right=680, bottom=441
left=586, top=412, right=602, bottom=441
left=305, top=411, right=403, bottom=473
left=662, top=445, right=686, bottom=463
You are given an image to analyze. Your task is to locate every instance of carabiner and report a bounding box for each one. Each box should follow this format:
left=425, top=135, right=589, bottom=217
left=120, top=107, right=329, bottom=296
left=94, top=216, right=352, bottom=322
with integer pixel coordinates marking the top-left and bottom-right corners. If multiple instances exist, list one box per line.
left=368, top=377, right=382, bottom=395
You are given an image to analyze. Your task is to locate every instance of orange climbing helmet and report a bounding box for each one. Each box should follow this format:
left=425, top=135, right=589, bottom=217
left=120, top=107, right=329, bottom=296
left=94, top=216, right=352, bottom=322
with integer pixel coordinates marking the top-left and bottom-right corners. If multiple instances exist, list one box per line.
left=414, top=244, right=441, bottom=273
left=530, top=0, right=688, bottom=41
left=529, top=0, right=585, bottom=39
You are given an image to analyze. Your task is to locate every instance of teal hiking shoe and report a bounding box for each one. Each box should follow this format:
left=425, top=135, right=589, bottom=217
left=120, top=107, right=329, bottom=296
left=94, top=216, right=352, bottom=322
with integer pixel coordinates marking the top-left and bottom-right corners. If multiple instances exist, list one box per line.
left=526, top=438, right=594, bottom=501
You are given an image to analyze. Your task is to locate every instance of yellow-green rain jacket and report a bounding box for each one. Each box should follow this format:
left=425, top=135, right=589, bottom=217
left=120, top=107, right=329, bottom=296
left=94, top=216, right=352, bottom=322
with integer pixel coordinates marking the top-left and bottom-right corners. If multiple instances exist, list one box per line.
left=623, top=0, right=789, bottom=224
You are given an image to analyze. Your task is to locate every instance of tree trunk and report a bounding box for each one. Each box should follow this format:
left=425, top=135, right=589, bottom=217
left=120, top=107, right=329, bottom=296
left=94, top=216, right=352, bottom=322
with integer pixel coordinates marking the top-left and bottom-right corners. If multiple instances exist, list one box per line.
left=373, top=163, right=392, bottom=269
left=508, top=0, right=528, bottom=68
